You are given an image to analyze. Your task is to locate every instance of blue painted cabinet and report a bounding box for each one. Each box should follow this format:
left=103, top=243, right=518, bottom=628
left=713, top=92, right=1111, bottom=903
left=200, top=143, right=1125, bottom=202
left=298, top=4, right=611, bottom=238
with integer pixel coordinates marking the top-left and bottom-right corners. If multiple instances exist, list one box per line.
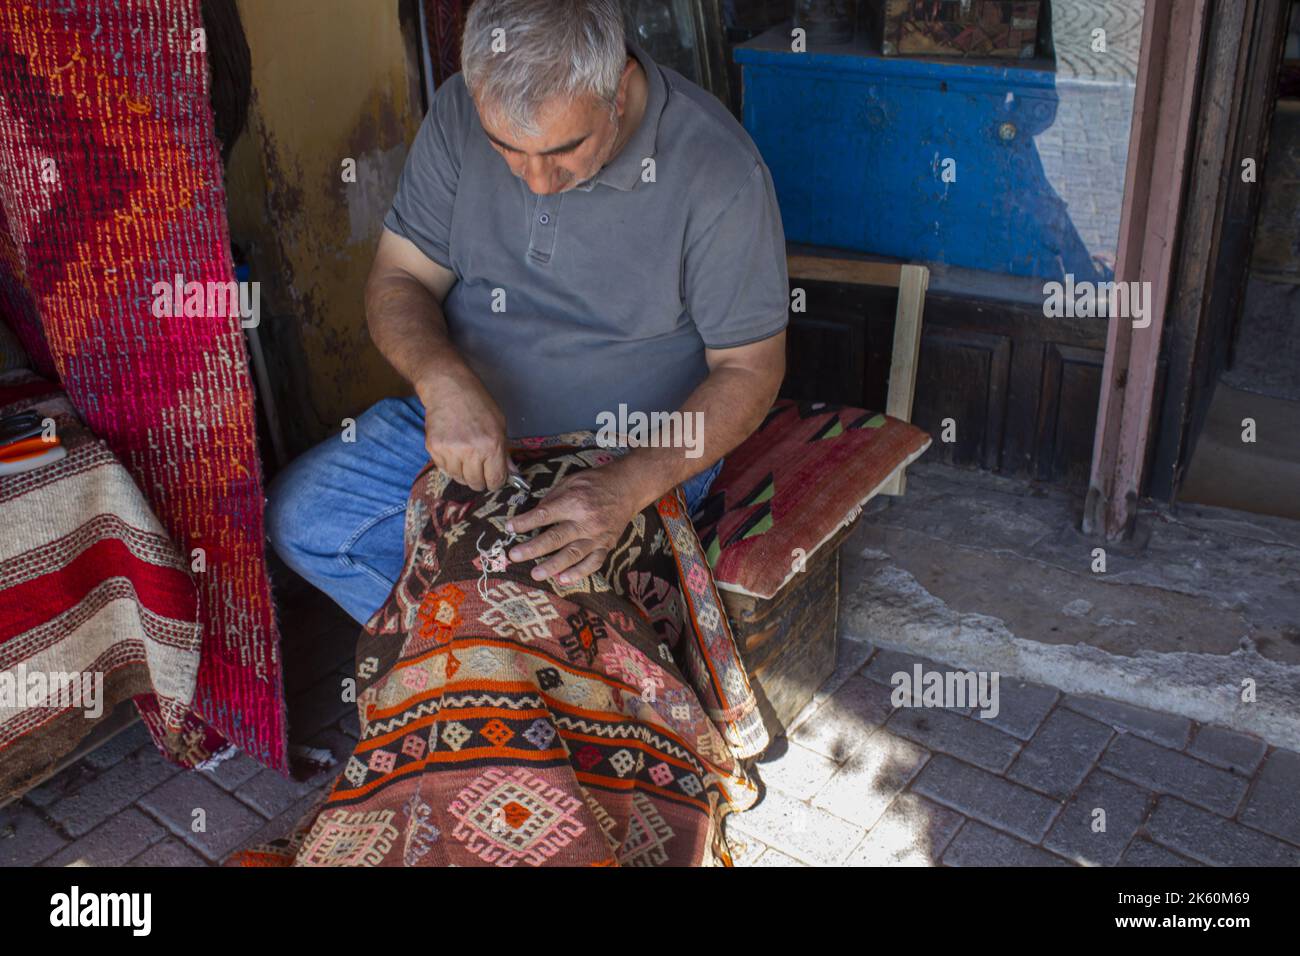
left=736, top=28, right=1108, bottom=282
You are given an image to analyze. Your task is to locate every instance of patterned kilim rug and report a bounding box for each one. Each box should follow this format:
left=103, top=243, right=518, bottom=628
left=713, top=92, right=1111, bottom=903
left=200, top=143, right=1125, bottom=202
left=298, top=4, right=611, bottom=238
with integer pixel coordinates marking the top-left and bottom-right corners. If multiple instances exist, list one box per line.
left=0, top=1, right=286, bottom=770
left=229, top=438, right=767, bottom=866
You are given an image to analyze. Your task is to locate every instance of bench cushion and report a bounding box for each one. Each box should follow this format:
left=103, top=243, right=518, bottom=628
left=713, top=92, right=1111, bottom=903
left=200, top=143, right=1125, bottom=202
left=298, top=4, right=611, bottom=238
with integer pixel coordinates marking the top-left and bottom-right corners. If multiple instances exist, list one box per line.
left=693, top=400, right=931, bottom=600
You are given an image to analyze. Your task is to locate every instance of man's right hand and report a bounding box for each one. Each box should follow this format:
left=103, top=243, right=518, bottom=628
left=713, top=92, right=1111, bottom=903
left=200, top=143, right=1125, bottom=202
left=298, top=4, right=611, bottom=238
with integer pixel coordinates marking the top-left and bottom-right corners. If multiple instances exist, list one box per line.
left=365, top=230, right=513, bottom=494
left=415, top=366, right=512, bottom=493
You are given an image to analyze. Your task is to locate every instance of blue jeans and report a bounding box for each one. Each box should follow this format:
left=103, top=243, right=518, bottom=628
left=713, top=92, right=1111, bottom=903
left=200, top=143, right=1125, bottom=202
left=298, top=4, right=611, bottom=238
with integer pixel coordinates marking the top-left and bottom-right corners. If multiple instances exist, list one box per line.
left=265, top=395, right=723, bottom=625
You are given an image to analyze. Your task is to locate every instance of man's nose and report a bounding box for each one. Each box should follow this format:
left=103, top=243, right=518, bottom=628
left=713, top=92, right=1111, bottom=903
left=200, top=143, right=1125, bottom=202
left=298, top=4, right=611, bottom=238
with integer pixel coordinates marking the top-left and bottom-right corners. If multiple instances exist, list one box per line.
left=523, top=155, right=557, bottom=194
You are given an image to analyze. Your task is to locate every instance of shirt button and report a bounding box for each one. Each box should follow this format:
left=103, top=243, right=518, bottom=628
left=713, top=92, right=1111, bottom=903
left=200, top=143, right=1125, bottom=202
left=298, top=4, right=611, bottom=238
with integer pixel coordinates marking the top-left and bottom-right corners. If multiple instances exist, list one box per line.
left=539, top=213, right=550, bottom=225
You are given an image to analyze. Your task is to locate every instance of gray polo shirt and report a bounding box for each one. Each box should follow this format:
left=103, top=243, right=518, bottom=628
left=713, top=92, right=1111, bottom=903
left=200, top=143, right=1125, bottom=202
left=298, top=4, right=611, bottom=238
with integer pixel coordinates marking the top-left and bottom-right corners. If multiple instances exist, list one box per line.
left=383, top=41, right=788, bottom=439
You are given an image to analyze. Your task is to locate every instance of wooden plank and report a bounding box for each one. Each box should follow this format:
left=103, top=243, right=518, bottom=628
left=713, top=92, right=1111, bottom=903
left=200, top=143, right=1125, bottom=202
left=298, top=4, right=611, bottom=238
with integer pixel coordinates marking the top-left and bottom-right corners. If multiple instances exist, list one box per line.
left=886, top=265, right=928, bottom=421
left=882, top=264, right=928, bottom=494
left=1084, top=0, right=1209, bottom=539
left=787, top=254, right=903, bottom=289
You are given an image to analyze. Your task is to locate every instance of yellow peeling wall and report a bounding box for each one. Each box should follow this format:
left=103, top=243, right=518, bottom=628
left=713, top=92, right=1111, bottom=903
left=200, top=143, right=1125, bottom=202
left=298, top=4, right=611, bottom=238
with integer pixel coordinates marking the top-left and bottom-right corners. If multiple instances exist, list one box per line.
left=225, top=0, right=423, bottom=462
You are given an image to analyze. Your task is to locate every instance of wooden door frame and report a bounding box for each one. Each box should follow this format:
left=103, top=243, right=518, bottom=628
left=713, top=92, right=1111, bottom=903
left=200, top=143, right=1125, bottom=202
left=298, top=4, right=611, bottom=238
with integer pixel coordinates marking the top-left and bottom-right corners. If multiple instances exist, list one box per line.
left=1084, top=0, right=1290, bottom=540
left=1146, top=0, right=1292, bottom=502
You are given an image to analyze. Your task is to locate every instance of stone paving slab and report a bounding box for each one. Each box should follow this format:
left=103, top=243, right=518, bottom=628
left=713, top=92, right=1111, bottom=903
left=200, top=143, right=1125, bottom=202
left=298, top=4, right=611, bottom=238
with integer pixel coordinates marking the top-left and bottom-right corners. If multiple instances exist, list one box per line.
left=128, top=838, right=210, bottom=867
left=45, top=747, right=180, bottom=838
left=81, top=721, right=153, bottom=771
left=732, top=640, right=1300, bottom=868
left=138, top=773, right=267, bottom=863
left=887, top=705, right=1022, bottom=773
left=43, top=808, right=166, bottom=868
left=1100, top=734, right=1249, bottom=817
left=1006, top=707, right=1114, bottom=799
left=913, top=754, right=1062, bottom=843
left=789, top=674, right=895, bottom=761
left=811, top=729, right=929, bottom=830
left=1238, top=750, right=1300, bottom=846
left=1061, top=693, right=1194, bottom=749
left=1042, top=769, right=1153, bottom=866
left=0, top=802, right=68, bottom=866
left=1121, top=837, right=1201, bottom=868
left=200, top=750, right=265, bottom=792
left=725, top=783, right=865, bottom=866
left=943, top=820, right=1073, bottom=867
left=752, top=741, right=840, bottom=802
left=1187, top=724, right=1268, bottom=776
left=810, top=636, right=876, bottom=707
left=234, top=767, right=325, bottom=819
left=979, top=679, right=1060, bottom=741
left=844, top=793, right=964, bottom=866
left=751, top=846, right=807, bottom=867
left=1144, top=798, right=1300, bottom=868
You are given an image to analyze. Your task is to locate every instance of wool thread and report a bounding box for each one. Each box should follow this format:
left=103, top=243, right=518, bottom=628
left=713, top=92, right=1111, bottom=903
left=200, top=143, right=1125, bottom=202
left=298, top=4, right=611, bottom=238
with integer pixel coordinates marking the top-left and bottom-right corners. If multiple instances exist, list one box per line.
left=475, top=529, right=524, bottom=602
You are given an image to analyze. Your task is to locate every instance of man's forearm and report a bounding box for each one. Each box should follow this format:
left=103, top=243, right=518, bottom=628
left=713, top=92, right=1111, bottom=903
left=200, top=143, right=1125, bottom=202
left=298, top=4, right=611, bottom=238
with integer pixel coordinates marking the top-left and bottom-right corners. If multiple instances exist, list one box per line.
left=604, top=361, right=780, bottom=513
left=365, top=274, right=469, bottom=396
left=365, top=242, right=513, bottom=490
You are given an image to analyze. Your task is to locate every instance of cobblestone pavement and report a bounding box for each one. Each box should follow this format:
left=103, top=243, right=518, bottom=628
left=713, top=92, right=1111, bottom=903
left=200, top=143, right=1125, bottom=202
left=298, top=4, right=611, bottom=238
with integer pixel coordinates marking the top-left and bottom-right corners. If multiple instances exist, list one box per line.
left=725, top=638, right=1300, bottom=866
left=4, top=614, right=1297, bottom=867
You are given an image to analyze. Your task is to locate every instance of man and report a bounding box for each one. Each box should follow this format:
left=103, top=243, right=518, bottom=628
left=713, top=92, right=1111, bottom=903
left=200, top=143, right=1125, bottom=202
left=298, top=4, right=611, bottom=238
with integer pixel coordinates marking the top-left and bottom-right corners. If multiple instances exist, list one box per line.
left=267, top=0, right=789, bottom=625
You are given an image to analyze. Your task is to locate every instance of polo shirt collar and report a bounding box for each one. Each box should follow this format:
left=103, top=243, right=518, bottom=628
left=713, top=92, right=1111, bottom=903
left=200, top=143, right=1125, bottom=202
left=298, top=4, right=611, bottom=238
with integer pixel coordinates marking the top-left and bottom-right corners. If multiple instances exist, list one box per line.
left=579, top=40, right=666, bottom=192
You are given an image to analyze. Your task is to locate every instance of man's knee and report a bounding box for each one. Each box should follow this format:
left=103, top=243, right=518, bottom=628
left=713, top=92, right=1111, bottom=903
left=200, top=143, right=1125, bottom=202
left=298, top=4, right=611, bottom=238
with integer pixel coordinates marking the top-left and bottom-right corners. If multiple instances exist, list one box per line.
left=264, top=455, right=319, bottom=566
left=263, top=396, right=421, bottom=566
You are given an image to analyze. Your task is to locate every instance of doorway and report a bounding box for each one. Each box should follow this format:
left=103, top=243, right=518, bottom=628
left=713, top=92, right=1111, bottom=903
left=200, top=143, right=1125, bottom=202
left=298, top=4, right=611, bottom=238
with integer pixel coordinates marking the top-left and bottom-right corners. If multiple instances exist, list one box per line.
left=1179, top=8, right=1300, bottom=520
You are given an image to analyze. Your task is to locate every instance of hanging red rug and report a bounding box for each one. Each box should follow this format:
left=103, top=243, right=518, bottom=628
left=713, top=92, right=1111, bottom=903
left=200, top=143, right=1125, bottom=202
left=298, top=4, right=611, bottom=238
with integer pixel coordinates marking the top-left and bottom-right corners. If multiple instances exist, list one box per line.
left=0, top=1, right=286, bottom=770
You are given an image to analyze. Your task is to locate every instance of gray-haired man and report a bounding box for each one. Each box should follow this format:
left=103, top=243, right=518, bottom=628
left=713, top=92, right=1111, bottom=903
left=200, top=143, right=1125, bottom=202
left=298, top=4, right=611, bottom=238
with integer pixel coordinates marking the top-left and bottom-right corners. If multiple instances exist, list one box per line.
left=267, top=0, right=789, bottom=624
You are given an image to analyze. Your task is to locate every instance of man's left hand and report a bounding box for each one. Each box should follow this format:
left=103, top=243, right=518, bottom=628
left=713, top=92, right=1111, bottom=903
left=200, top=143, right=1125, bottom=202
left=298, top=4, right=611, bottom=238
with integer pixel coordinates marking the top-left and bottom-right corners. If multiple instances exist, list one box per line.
left=505, top=466, right=646, bottom=584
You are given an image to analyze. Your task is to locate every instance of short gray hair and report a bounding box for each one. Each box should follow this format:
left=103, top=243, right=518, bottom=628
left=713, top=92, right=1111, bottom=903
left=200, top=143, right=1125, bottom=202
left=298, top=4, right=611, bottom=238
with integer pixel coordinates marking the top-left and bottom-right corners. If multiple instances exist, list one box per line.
left=461, top=0, right=627, bottom=136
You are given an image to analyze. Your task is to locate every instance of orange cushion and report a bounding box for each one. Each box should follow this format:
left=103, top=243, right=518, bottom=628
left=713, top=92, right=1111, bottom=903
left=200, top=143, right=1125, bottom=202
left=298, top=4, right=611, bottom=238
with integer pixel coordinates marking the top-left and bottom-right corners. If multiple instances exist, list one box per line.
left=692, top=400, right=931, bottom=600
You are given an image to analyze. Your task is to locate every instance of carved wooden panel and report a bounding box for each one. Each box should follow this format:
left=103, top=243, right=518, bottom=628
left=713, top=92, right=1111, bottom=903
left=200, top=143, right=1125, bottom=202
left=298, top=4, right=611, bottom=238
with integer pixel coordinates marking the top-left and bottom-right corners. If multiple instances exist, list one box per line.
left=912, top=328, right=1011, bottom=470
left=1036, top=342, right=1106, bottom=485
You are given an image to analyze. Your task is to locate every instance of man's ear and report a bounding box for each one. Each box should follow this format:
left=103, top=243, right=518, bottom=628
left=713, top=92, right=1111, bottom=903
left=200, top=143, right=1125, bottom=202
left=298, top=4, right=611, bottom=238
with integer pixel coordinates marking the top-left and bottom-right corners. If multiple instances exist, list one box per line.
left=614, top=56, right=636, bottom=113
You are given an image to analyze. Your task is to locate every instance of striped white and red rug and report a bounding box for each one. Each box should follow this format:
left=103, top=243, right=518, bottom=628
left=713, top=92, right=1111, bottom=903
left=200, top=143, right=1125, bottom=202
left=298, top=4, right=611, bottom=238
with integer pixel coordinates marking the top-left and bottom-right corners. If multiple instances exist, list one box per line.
left=0, top=372, right=204, bottom=802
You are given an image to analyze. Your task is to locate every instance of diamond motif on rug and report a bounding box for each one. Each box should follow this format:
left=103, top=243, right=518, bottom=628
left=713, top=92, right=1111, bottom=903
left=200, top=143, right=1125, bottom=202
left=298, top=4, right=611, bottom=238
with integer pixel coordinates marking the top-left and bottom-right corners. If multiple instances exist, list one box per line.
left=479, top=581, right=559, bottom=641
left=448, top=767, right=587, bottom=866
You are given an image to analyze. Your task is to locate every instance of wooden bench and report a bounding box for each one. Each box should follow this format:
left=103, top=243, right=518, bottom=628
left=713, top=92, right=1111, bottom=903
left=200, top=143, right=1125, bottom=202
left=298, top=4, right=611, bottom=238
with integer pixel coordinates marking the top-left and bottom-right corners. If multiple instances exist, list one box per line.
left=693, top=255, right=931, bottom=747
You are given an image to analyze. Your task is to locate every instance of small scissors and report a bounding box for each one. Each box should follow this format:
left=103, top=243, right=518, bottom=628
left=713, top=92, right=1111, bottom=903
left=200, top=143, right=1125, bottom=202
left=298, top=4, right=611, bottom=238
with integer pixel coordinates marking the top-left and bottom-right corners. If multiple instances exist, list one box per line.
left=506, top=471, right=532, bottom=507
